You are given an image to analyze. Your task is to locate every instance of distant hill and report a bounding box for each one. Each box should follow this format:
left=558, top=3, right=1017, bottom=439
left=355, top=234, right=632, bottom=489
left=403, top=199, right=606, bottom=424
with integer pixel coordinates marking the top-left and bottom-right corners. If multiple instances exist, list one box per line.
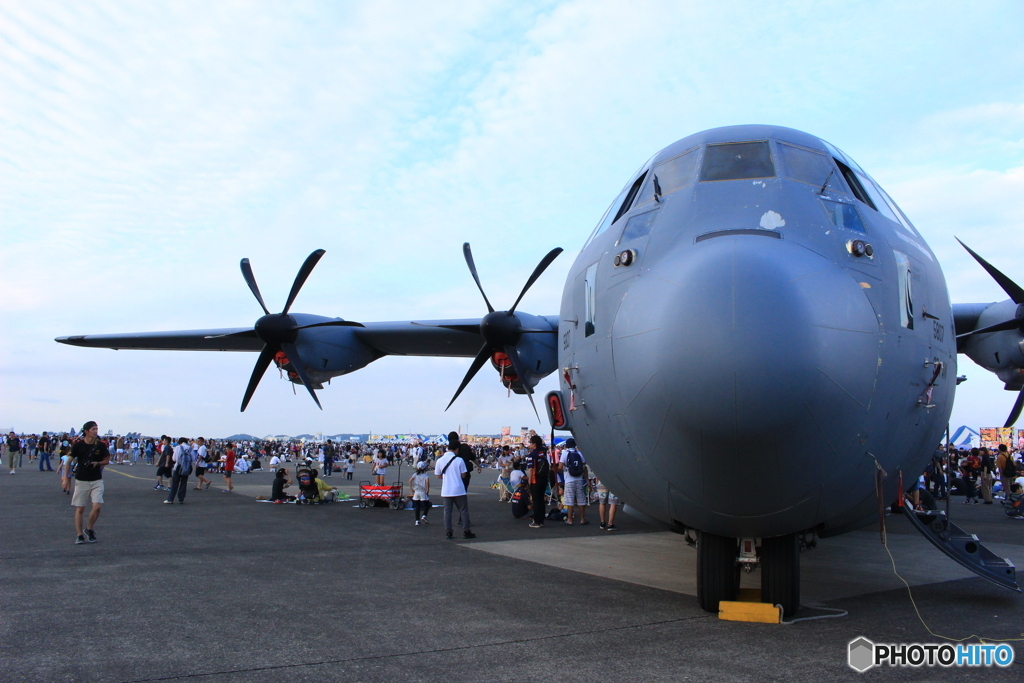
left=222, top=434, right=258, bottom=441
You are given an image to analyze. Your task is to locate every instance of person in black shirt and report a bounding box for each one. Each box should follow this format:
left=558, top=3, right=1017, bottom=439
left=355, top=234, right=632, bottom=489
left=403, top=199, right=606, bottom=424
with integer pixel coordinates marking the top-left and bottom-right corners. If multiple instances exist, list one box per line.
left=525, top=434, right=550, bottom=529
left=6, top=432, right=21, bottom=474
left=63, top=421, right=110, bottom=544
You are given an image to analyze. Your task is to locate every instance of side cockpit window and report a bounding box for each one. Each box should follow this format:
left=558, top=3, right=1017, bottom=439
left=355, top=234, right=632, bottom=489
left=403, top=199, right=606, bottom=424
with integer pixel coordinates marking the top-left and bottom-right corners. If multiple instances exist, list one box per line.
left=635, top=147, right=699, bottom=207
left=587, top=170, right=649, bottom=244
left=778, top=142, right=840, bottom=191
left=699, top=141, right=774, bottom=182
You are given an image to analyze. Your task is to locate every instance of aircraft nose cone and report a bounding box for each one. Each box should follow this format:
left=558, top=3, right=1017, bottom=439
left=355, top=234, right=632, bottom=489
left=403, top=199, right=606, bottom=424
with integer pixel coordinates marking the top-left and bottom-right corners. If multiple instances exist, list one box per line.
left=612, top=236, right=880, bottom=534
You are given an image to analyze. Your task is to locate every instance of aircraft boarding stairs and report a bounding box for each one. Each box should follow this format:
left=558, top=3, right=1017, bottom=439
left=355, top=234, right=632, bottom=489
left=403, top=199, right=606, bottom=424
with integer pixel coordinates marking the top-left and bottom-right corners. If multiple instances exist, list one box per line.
left=900, top=498, right=1020, bottom=592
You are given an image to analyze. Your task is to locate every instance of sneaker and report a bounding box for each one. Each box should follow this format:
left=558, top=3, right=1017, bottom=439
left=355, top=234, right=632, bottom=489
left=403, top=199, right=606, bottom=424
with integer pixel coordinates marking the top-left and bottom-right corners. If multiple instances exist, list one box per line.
left=75, top=535, right=86, bottom=545
left=152, top=485, right=162, bottom=490
left=85, top=529, right=97, bottom=543
left=445, top=530, right=453, bottom=539
left=463, top=530, right=476, bottom=539
left=414, top=520, right=421, bottom=526
left=599, top=522, right=607, bottom=529
left=163, top=500, right=174, bottom=504
left=529, top=522, right=544, bottom=528
left=606, top=524, right=618, bottom=531
left=420, top=516, right=429, bottom=525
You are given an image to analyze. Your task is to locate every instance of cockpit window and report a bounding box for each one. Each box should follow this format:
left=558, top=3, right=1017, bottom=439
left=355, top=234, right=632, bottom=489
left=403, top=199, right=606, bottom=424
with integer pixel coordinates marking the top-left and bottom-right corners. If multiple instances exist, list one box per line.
left=820, top=199, right=865, bottom=233
left=699, top=141, right=774, bottom=182
left=587, top=170, right=649, bottom=244
left=635, top=147, right=699, bottom=207
left=778, top=142, right=843, bottom=192
left=611, top=171, right=648, bottom=224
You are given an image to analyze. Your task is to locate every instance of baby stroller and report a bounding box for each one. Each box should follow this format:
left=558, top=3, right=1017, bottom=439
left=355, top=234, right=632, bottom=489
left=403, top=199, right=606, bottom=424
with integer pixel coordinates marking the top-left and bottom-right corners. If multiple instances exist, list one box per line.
left=295, top=465, right=321, bottom=504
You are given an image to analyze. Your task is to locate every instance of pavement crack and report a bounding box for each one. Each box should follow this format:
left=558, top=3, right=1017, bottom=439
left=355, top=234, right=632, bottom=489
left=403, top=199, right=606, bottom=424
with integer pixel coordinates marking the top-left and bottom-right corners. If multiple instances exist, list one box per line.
left=118, top=614, right=712, bottom=682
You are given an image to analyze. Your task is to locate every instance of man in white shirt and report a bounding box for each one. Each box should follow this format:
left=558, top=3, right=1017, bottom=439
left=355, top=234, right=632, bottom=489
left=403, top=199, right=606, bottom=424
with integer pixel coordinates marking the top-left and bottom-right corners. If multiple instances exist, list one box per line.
left=435, top=440, right=475, bottom=540
left=557, top=438, right=589, bottom=525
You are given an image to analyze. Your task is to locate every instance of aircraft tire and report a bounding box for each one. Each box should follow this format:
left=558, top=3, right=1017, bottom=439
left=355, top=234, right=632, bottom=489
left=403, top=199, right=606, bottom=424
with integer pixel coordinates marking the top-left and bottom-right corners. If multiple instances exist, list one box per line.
left=696, top=531, right=737, bottom=612
left=760, top=533, right=800, bottom=617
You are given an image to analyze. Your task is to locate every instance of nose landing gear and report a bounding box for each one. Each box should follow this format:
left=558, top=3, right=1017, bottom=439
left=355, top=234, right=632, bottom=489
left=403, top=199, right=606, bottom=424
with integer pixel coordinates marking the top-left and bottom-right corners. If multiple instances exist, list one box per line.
left=696, top=531, right=802, bottom=618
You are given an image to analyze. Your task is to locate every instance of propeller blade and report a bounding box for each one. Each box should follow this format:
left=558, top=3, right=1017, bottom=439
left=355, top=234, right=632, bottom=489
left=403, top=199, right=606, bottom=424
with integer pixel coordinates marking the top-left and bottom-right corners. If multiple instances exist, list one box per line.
left=240, top=345, right=276, bottom=412
left=240, top=258, right=271, bottom=315
left=955, top=318, right=1021, bottom=340
left=445, top=344, right=492, bottom=411
left=282, top=249, right=326, bottom=314
left=525, top=390, right=541, bottom=423
left=509, top=247, right=563, bottom=313
left=1005, top=388, right=1024, bottom=428
left=204, top=329, right=260, bottom=340
left=281, top=341, right=323, bottom=410
left=462, top=243, right=495, bottom=314
left=294, top=320, right=366, bottom=331
left=957, top=238, right=1024, bottom=304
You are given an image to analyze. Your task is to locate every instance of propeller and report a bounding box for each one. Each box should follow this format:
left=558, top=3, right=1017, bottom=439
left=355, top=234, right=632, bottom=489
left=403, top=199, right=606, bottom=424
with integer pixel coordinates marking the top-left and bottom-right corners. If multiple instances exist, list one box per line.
left=955, top=239, right=1024, bottom=427
left=234, top=250, right=363, bottom=412
left=444, top=242, right=563, bottom=421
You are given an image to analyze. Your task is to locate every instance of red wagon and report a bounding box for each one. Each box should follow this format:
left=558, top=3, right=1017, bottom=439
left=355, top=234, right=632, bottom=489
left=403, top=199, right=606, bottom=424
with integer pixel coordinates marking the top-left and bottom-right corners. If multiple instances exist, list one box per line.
left=358, top=481, right=404, bottom=509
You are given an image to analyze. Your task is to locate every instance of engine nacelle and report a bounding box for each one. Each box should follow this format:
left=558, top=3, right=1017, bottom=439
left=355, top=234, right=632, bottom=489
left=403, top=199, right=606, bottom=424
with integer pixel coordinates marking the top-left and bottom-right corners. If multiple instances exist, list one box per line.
left=489, top=312, right=558, bottom=394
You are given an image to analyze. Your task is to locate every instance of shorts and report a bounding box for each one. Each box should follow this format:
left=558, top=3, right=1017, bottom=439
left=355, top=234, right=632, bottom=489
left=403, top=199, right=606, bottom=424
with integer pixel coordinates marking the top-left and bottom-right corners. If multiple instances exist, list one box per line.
left=413, top=492, right=430, bottom=501
left=223, top=471, right=232, bottom=478
left=195, top=467, right=206, bottom=475
left=72, top=479, right=104, bottom=506
left=156, top=466, right=172, bottom=477
left=563, top=479, right=587, bottom=506
left=598, top=490, right=620, bottom=506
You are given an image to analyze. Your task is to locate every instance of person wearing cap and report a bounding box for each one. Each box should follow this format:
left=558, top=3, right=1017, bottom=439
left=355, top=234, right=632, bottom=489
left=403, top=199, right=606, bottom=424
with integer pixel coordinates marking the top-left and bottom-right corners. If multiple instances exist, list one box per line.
left=64, top=421, right=111, bottom=544
left=435, top=437, right=475, bottom=539
left=409, top=461, right=431, bottom=525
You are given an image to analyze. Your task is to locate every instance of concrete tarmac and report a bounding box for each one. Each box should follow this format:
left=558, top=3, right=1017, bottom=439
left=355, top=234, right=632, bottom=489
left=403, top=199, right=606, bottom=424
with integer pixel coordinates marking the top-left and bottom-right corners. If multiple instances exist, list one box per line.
left=2, top=461, right=1022, bottom=682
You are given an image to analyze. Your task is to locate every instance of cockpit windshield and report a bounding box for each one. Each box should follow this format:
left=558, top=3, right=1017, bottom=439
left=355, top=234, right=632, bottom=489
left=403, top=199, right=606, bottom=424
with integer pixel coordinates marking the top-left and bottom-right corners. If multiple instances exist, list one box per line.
left=700, top=141, right=774, bottom=181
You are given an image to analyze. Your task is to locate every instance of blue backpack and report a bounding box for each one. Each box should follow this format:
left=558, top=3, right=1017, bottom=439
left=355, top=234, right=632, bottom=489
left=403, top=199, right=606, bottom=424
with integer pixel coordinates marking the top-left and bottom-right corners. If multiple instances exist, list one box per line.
left=565, top=449, right=585, bottom=477
left=176, top=447, right=194, bottom=474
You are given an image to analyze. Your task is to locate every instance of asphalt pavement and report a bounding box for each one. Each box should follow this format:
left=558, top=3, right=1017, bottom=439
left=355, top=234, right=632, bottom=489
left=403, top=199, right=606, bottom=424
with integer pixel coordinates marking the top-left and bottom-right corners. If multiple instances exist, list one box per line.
left=2, top=459, right=1022, bottom=682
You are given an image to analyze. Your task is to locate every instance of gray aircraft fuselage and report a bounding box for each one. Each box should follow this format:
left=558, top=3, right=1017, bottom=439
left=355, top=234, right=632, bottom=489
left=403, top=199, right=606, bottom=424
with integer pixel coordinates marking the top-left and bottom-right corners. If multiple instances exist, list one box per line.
left=557, top=124, right=954, bottom=540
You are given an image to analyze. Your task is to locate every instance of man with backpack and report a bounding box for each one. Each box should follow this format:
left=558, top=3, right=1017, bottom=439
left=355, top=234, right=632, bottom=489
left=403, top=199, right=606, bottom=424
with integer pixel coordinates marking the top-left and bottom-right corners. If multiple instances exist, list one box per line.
left=557, top=438, right=589, bottom=525
left=164, top=437, right=194, bottom=504
left=997, top=445, right=1018, bottom=500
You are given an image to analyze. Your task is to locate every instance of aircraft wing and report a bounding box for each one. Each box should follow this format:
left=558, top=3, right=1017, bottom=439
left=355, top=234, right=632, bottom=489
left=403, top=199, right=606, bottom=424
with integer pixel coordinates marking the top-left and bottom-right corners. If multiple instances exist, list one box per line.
left=56, top=328, right=263, bottom=352
left=55, top=317, right=558, bottom=358
left=353, top=318, right=557, bottom=358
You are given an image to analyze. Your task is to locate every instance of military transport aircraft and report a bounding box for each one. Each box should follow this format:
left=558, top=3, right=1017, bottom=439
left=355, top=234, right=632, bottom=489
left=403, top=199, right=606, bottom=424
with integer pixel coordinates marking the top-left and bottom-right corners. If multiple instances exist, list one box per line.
left=59, top=125, right=1022, bottom=616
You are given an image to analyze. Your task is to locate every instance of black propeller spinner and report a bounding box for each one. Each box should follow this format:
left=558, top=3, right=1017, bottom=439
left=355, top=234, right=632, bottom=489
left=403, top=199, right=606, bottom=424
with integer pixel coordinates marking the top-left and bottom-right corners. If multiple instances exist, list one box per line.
left=955, top=239, right=1024, bottom=427
left=234, top=249, right=363, bottom=412
left=441, top=242, right=562, bottom=421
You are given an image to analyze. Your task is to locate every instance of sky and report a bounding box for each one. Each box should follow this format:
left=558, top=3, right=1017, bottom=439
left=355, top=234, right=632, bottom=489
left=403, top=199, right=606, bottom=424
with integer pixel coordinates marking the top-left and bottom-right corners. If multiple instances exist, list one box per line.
left=2, top=0, right=1024, bottom=438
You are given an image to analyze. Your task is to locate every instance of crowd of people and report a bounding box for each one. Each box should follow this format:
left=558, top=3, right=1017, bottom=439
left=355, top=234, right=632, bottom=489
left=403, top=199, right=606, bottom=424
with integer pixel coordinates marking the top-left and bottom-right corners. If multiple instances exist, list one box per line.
left=912, top=444, right=1024, bottom=518
left=5, top=426, right=626, bottom=543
